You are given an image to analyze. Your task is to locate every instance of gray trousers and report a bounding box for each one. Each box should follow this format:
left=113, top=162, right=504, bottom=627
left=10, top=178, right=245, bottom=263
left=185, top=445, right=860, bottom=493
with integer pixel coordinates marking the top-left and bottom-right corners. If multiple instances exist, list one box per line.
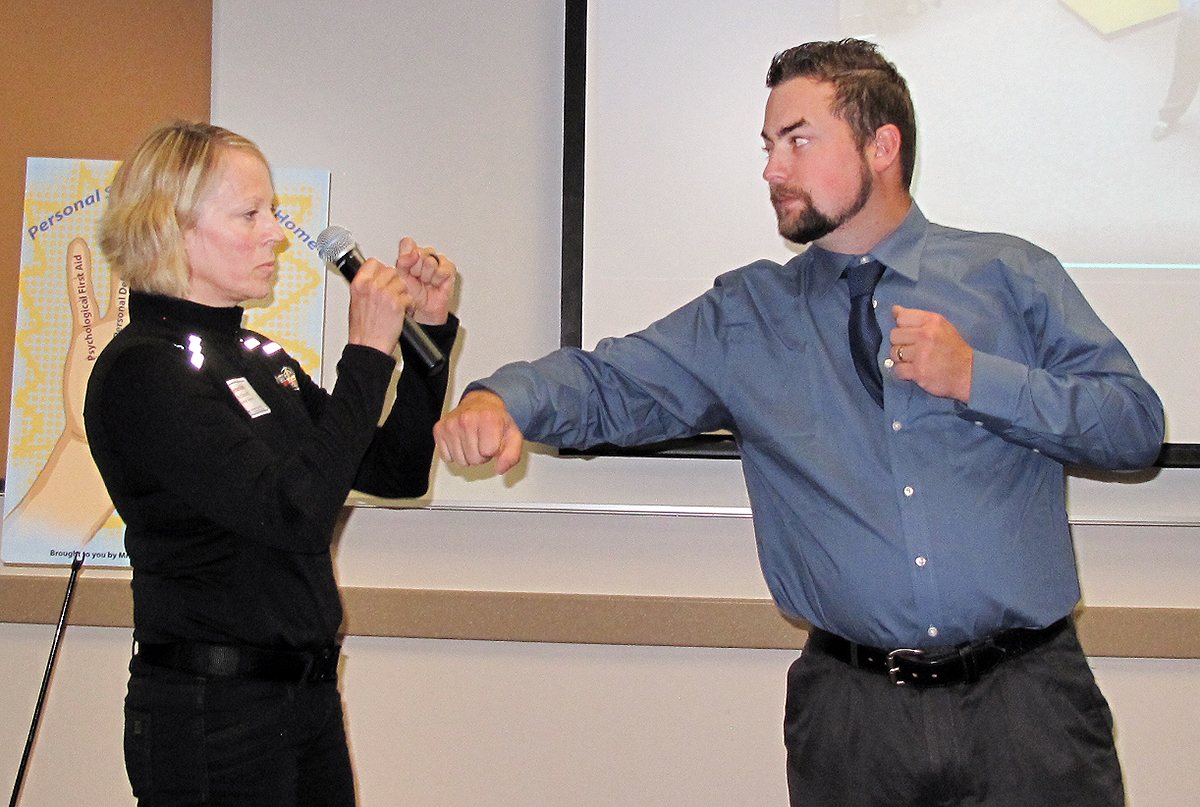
left=784, top=620, right=1124, bottom=807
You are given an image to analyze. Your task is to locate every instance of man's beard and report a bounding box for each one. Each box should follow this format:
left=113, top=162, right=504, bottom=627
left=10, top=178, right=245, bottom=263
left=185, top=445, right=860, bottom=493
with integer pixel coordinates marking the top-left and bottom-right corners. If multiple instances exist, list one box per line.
left=771, top=160, right=873, bottom=245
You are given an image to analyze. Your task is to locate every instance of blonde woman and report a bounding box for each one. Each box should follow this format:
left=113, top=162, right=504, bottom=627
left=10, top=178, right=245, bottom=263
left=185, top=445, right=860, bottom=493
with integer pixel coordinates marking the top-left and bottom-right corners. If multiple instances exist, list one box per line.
left=85, top=121, right=457, bottom=806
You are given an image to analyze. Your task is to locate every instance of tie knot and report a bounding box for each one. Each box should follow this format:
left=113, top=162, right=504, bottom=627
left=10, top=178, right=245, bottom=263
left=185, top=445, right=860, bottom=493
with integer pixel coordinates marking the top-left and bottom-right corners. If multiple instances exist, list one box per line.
left=847, top=259, right=885, bottom=297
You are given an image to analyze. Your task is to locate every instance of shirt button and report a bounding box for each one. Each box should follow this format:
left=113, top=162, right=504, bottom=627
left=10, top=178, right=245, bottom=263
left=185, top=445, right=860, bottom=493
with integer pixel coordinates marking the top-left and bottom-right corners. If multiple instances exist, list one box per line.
left=927, top=626, right=939, bottom=638
left=872, top=298, right=878, bottom=309
left=884, top=358, right=894, bottom=368
left=915, top=556, right=927, bottom=567
left=903, top=486, right=914, bottom=497
left=891, top=420, right=902, bottom=431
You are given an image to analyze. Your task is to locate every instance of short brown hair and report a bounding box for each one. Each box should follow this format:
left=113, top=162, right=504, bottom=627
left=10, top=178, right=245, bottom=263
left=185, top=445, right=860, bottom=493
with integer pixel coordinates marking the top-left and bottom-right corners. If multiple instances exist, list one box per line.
left=98, top=121, right=270, bottom=297
left=767, top=39, right=917, bottom=188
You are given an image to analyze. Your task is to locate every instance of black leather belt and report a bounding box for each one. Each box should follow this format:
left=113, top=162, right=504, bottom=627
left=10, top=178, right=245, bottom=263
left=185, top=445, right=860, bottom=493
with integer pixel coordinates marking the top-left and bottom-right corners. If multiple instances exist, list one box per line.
left=136, top=641, right=340, bottom=683
left=805, top=617, right=1070, bottom=688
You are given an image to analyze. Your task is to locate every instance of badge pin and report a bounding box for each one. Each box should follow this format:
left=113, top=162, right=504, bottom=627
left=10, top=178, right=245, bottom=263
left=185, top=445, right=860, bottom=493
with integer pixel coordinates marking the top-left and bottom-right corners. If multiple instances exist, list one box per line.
left=275, top=367, right=300, bottom=391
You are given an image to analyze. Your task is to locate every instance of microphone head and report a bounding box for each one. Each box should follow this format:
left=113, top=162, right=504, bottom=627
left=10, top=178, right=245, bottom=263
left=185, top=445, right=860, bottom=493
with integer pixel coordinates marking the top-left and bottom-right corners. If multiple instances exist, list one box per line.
left=315, top=225, right=356, bottom=264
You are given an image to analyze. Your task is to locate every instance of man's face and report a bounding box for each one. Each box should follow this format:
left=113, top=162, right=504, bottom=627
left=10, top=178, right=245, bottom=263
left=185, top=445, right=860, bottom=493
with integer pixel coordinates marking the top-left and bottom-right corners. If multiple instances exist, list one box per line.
left=762, top=77, right=874, bottom=245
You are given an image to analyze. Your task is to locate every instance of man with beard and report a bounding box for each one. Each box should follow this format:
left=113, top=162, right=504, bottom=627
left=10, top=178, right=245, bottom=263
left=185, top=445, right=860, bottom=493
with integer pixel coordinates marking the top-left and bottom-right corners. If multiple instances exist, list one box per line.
left=435, top=39, right=1162, bottom=807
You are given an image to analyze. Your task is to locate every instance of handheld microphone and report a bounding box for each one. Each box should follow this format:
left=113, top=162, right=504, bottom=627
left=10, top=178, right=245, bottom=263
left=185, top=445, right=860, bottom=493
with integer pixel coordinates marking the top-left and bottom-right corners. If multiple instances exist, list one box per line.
left=315, top=225, right=446, bottom=374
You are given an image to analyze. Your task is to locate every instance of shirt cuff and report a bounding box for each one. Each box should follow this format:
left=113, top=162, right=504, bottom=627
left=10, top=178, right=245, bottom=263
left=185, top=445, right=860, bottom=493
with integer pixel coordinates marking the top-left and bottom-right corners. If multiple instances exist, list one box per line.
left=958, top=349, right=1027, bottom=427
left=464, top=372, right=536, bottom=432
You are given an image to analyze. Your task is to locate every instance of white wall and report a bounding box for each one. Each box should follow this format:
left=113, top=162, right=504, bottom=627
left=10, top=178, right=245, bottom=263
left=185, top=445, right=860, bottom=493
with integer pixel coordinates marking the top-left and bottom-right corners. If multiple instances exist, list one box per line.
left=3, top=561, right=1200, bottom=806
left=2, top=1, right=1199, bottom=805
left=4, top=515, right=1200, bottom=806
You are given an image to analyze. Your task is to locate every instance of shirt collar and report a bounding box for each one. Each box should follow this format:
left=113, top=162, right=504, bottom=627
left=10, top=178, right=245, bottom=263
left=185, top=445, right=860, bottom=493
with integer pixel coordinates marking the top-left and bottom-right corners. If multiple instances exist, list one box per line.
left=866, top=203, right=926, bottom=283
left=796, top=202, right=929, bottom=295
left=129, top=290, right=246, bottom=335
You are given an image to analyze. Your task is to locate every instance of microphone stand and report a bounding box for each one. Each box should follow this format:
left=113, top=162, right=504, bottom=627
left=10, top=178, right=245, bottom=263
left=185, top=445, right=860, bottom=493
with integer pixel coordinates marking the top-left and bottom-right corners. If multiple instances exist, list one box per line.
left=8, top=552, right=84, bottom=807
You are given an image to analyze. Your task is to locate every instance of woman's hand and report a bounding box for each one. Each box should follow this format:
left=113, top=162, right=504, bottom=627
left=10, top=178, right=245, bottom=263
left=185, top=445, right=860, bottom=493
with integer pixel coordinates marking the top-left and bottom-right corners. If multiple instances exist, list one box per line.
left=345, top=257, right=412, bottom=355
left=395, top=237, right=457, bottom=326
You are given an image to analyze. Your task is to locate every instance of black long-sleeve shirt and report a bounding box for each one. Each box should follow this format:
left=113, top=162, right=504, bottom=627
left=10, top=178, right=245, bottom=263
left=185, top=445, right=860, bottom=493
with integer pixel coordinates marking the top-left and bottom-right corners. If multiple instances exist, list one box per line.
left=84, top=291, right=457, bottom=650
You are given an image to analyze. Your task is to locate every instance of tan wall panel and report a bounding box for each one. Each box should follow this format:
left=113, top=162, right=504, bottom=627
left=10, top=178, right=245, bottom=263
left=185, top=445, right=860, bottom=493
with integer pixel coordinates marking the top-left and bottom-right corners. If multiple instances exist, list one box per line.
left=0, top=0, right=212, bottom=465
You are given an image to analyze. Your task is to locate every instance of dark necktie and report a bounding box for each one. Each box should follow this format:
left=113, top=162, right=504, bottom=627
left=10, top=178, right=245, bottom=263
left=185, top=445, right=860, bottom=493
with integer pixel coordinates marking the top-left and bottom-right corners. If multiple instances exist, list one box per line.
left=847, top=258, right=886, bottom=408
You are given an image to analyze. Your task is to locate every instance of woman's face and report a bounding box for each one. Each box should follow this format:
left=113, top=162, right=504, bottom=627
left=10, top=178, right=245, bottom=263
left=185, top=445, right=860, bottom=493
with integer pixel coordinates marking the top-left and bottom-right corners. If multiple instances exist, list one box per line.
left=183, top=148, right=286, bottom=307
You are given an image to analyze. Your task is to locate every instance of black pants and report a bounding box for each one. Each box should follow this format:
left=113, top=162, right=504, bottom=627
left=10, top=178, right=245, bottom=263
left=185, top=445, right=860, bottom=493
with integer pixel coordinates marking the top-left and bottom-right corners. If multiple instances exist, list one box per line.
left=124, top=657, right=355, bottom=807
left=784, top=620, right=1124, bottom=807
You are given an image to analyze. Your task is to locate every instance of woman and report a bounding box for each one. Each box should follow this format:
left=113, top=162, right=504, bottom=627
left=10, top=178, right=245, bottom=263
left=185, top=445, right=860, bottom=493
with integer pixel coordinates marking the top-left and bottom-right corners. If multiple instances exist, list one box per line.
left=83, top=121, right=458, bottom=806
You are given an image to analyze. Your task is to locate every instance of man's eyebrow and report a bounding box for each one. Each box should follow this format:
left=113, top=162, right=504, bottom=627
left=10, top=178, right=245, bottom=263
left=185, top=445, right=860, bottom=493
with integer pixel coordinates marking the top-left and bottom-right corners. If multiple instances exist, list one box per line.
left=762, top=118, right=809, bottom=141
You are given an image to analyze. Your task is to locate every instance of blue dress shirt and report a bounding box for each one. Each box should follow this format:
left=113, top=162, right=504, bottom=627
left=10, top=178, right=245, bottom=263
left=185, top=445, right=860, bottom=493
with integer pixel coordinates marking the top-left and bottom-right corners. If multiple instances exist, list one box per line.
left=472, top=204, right=1164, bottom=648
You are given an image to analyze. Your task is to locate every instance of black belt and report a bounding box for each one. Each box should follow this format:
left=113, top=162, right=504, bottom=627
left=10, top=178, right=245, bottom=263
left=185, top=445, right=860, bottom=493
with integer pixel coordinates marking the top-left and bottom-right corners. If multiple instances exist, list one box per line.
left=136, top=641, right=340, bottom=683
left=805, top=617, right=1070, bottom=688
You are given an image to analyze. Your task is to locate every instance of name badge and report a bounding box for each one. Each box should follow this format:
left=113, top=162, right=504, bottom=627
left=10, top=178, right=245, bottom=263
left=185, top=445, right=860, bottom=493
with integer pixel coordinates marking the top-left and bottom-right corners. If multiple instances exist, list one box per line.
left=226, top=377, right=271, bottom=418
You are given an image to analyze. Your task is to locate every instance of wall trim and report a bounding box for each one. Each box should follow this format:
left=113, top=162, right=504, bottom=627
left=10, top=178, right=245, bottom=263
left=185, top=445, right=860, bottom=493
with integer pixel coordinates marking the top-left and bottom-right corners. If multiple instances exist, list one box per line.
left=1, top=573, right=1197, bottom=658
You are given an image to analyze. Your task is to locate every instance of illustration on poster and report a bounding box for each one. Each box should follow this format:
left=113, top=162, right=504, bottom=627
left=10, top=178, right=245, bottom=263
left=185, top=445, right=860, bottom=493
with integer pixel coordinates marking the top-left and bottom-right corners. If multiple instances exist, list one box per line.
left=74, top=245, right=130, bottom=363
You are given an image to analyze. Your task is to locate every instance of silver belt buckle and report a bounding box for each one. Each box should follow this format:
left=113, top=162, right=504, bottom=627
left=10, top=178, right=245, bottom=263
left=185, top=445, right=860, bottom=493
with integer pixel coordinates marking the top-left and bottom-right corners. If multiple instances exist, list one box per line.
left=887, top=648, right=924, bottom=685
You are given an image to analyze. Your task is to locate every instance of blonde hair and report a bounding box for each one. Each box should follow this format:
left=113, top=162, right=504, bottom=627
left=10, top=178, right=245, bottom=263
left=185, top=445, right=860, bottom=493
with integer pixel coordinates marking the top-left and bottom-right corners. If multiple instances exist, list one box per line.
left=98, top=121, right=270, bottom=297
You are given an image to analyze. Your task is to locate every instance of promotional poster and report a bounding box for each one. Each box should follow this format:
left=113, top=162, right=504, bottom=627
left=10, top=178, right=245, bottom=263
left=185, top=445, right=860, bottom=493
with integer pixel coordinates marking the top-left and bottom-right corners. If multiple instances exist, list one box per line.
left=2, top=157, right=331, bottom=567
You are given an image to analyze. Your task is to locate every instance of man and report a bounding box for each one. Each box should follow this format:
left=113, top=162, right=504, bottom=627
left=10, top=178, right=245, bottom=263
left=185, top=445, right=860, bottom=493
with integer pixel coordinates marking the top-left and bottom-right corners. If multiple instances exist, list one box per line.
left=1152, top=0, right=1200, bottom=141
left=435, top=39, right=1163, bottom=806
